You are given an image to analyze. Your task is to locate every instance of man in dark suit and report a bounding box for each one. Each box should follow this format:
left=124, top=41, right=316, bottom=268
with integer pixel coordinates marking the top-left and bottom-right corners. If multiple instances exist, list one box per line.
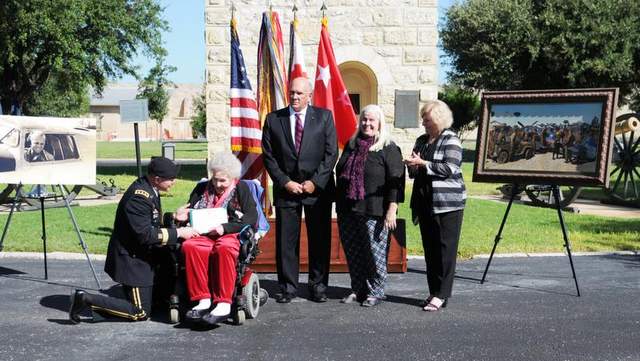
left=68, top=157, right=198, bottom=324
left=262, top=77, right=338, bottom=303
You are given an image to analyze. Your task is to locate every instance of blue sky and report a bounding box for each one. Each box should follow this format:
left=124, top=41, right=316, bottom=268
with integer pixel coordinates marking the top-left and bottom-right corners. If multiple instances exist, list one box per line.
left=492, top=103, right=604, bottom=126
left=119, top=0, right=454, bottom=84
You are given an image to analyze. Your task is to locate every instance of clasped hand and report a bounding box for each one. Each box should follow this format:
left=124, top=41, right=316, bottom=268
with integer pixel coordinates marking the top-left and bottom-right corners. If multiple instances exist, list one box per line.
left=285, top=180, right=315, bottom=195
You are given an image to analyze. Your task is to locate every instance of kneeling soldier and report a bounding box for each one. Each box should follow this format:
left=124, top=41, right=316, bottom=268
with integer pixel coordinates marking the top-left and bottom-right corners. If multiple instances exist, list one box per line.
left=69, top=157, right=199, bottom=323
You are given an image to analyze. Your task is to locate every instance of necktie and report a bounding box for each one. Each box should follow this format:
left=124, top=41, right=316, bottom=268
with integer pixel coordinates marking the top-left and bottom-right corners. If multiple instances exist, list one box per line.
left=295, top=113, right=303, bottom=154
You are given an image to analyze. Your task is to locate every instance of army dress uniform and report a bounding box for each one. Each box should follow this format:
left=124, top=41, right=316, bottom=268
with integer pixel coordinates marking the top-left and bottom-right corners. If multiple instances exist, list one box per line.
left=88, top=176, right=177, bottom=320
left=69, top=157, right=181, bottom=323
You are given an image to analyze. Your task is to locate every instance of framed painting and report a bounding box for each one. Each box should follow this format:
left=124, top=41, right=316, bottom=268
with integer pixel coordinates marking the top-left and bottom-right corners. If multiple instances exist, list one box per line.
left=473, top=88, right=618, bottom=187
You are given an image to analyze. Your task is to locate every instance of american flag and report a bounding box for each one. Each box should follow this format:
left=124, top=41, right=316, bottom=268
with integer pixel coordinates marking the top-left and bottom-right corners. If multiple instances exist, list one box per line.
left=230, top=18, right=263, bottom=179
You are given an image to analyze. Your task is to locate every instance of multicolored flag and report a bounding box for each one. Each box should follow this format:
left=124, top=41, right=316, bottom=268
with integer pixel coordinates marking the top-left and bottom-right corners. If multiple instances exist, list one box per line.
left=257, top=10, right=288, bottom=124
left=229, top=17, right=262, bottom=179
left=312, top=17, right=358, bottom=148
left=256, top=10, right=288, bottom=214
left=287, top=14, right=308, bottom=85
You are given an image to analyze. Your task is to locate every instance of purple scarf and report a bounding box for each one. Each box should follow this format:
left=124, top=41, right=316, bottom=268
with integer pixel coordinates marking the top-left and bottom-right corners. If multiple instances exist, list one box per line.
left=340, top=135, right=375, bottom=200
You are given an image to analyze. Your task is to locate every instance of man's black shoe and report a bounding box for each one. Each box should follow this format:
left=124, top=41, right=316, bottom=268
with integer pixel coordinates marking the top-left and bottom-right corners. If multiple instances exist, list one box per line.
left=69, top=289, right=87, bottom=324
left=310, top=293, right=328, bottom=303
left=275, top=293, right=295, bottom=304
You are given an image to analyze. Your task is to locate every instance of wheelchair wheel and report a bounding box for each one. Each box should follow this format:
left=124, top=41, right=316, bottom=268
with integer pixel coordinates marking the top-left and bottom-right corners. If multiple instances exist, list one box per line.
left=232, top=309, right=246, bottom=325
left=243, top=273, right=260, bottom=319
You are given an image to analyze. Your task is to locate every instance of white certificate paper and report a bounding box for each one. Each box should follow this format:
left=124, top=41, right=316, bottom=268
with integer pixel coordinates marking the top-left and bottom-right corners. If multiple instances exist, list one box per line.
left=189, top=208, right=228, bottom=234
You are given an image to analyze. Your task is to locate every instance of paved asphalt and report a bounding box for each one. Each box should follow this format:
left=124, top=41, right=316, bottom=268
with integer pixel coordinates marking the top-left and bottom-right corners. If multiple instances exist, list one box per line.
left=0, top=254, right=638, bottom=361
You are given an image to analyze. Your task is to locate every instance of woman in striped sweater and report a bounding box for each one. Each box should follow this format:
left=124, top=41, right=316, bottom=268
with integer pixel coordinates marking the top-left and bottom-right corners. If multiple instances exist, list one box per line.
left=404, top=100, right=467, bottom=312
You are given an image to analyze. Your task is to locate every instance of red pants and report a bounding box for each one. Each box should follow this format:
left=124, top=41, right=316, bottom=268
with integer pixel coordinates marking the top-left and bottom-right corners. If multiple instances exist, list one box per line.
left=181, top=234, right=240, bottom=303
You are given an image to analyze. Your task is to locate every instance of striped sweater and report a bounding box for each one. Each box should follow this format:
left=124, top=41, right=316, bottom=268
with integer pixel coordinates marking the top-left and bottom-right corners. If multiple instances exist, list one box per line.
left=408, top=129, right=466, bottom=218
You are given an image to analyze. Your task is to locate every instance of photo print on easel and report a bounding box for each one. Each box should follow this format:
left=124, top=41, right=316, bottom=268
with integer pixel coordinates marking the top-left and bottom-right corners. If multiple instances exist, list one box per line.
left=0, top=115, right=96, bottom=185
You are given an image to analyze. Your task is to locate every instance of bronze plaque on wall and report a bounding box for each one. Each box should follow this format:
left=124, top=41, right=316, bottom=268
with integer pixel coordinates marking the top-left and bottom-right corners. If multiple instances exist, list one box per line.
left=394, top=90, right=419, bottom=128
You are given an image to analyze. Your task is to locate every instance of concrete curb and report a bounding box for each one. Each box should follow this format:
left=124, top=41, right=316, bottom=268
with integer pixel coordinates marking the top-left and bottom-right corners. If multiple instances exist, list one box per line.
left=408, top=251, right=639, bottom=260
left=2, top=251, right=637, bottom=262
left=0, top=251, right=106, bottom=261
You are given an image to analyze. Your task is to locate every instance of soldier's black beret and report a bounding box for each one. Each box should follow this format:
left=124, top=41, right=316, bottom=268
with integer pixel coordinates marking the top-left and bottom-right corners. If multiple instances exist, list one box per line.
left=148, top=156, right=180, bottom=179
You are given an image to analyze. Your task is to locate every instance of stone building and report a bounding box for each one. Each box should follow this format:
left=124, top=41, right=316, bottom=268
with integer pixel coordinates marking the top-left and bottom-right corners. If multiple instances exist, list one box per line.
left=205, top=0, right=439, bottom=156
left=90, top=83, right=202, bottom=141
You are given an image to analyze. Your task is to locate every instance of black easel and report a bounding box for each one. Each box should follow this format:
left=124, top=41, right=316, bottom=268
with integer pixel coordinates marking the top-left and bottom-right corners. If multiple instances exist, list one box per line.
left=0, top=183, right=102, bottom=289
left=480, top=183, right=580, bottom=296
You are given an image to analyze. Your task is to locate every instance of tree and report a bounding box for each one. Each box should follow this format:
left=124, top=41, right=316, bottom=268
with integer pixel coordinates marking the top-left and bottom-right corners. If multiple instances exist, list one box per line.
left=440, top=0, right=640, bottom=106
left=190, top=88, right=207, bottom=139
left=23, top=74, right=90, bottom=117
left=0, top=0, right=168, bottom=114
left=137, top=58, right=176, bottom=126
left=438, top=85, right=480, bottom=142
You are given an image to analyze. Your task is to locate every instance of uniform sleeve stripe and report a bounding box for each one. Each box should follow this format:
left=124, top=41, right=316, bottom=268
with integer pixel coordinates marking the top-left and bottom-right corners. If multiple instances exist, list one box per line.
left=160, top=229, right=169, bottom=246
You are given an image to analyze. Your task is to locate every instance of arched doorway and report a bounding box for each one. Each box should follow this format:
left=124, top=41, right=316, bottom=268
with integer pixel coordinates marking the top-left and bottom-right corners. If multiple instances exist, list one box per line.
left=339, top=61, right=378, bottom=115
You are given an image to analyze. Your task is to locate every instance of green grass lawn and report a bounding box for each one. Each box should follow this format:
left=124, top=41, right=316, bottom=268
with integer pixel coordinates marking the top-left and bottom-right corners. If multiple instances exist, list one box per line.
left=1, top=142, right=637, bottom=257
left=1, top=170, right=637, bottom=257
left=97, top=141, right=209, bottom=159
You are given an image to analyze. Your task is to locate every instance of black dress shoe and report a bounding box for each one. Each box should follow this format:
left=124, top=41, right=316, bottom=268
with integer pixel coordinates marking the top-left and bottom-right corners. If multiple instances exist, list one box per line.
left=185, top=308, right=209, bottom=321
left=275, top=293, right=295, bottom=304
left=310, top=293, right=328, bottom=303
left=69, top=289, right=87, bottom=324
left=201, top=312, right=229, bottom=325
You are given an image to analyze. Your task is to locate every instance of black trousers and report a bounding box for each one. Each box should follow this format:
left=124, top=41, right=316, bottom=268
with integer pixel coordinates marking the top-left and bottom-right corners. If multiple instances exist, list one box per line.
left=85, top=285, right=153, bottom=321
left=417, top=209, right=464, bottom=299
left=275, top=200, right=332, bottom=296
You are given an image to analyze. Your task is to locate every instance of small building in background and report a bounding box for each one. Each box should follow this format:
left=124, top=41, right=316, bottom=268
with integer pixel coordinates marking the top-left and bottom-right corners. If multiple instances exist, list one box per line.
left=90, top=83, right=202, bottom=141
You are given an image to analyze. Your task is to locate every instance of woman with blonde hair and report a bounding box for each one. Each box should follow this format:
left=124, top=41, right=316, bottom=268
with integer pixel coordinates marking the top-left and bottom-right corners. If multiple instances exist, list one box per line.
left=335, top=104, right=405, bottom=307
left=404, top=100, right=466, bottom=312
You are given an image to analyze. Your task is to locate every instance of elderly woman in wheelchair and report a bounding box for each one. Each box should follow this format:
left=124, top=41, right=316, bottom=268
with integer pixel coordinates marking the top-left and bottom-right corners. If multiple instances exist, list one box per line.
left=173, top=152, right=260, bottom=325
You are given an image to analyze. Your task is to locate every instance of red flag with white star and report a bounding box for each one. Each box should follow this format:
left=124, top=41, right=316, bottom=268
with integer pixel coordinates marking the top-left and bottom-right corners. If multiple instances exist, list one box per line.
left=312, top=17, right=357, bottom=148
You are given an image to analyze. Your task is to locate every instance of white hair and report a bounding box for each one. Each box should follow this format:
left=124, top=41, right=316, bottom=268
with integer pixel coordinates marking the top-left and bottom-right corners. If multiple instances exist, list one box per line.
left=347, top=104, right=391, bottom=152
left=28, top=130, right=46, bottom=142
left=208, top=152, right=241, bottom=179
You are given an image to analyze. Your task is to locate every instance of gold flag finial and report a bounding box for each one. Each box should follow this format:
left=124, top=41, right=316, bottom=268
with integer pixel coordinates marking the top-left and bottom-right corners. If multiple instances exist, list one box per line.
left=292, top=2, right=299, bottom=24
left=230, top=2, right=236, bottom=26
left=321, top=2, right=328, bottom=27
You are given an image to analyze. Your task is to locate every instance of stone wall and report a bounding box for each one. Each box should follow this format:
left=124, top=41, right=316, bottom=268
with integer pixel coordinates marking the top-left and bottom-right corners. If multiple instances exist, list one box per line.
left=204, top=0, right=438, bottom=156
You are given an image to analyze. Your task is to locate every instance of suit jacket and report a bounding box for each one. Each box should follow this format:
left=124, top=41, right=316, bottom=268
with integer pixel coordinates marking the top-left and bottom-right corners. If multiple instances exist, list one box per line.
left=104, top=176, right=178, bottom=287
left=262, top=105, right=338, bottom=207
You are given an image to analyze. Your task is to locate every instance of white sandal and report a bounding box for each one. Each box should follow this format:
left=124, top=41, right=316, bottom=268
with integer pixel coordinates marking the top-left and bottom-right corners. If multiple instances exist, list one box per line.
left=422, top=297, right=447, bottom=312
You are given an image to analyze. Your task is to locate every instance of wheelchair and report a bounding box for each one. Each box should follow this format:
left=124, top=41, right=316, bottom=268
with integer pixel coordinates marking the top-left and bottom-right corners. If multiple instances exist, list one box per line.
left=156, top=217, right=268, bottom=325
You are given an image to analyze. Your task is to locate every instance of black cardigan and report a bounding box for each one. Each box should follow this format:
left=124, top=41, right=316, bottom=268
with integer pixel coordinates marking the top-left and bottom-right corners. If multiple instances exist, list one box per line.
left=186, top=180, right=258, bottom=235
left=335, top=141, right=405, bottom=217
